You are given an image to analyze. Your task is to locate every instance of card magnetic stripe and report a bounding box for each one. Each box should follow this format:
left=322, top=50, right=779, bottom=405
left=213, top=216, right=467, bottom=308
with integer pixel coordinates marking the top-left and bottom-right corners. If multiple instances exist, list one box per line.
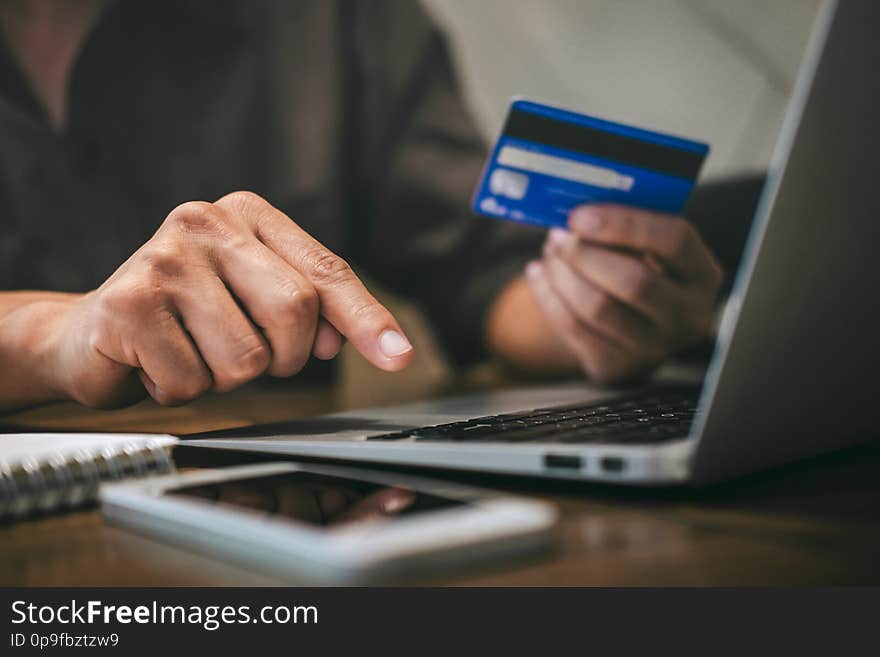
left=502, top=104, right=707, bottom=181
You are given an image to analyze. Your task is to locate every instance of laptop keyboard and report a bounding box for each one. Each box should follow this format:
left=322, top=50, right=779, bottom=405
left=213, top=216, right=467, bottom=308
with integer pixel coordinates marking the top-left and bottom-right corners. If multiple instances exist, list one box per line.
left=366, top=385, right=701, bottom=445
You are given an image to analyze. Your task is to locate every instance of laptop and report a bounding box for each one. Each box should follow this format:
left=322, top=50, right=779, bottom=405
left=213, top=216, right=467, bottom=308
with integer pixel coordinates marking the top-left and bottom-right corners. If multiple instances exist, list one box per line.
left=186, top=0, right=878, bottom=485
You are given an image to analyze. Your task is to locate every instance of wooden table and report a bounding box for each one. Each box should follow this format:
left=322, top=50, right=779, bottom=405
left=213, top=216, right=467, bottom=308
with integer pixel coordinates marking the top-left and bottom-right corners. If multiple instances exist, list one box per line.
left=3, top=380, right=879, bottom=586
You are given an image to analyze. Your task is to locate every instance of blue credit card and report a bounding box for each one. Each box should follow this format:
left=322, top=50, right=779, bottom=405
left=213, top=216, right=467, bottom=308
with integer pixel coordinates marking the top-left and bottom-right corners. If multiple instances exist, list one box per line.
left=472, top=99, right=710, bottom=229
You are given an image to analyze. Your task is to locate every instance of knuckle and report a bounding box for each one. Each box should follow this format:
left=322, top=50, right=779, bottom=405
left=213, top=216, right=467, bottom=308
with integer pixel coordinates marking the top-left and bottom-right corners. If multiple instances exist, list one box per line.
left=234, top=339, right=271, bottom=377
left=269, top=349, right=310, bottom=378
left=216, top=191, right=282, bottom=237
left=305, top=248, right=353, bottom=285
left=101, top=279, right=166, bottom=317
left=216, top=189, right=265, bottom=211
left=165, top=371, right=212, bottom=404
left=214, top=338, right=271, bottom=391
left=269, top=360, right=302, bottom=379
left=94, top=285, right=125, bottom=317
left=212, top=229, right=252, bottom=254
left=153, top=387, right=194, bottom=407
left=139, top=243, right=187, bottom=280
left=270, top=284, right=319, bottom=327
left=164, top=201, right=225, bottom=234
left=622, top=264, right=656, bottom=302
left=151, top=388, right=181, bottom=407
left=134, top=284, right=167, bottom=312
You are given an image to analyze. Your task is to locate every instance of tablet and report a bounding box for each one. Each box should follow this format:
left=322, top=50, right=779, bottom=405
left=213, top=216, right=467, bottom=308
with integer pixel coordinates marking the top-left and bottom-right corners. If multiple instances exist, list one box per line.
left=100, top=462, right=557, bottom=583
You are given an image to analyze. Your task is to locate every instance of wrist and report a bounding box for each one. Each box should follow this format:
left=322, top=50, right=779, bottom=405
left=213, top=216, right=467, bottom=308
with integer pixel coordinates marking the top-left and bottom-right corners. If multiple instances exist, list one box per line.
left=0, top=296, right=81, bottom=409
left=33, top=300, right=76, bottom=401
left=487, top=275, right=580, bottom=374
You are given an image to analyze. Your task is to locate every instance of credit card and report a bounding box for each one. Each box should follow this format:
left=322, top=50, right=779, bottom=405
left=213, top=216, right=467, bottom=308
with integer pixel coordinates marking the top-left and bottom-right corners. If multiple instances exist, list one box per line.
left=472, top=99, right=709, bottom=229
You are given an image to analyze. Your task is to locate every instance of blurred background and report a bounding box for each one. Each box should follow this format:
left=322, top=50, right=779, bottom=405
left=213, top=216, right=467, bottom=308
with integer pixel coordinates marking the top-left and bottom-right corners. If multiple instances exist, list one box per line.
left=424, top=0, right=821, bottom=180
left=340, top=0, right=822, bottom=408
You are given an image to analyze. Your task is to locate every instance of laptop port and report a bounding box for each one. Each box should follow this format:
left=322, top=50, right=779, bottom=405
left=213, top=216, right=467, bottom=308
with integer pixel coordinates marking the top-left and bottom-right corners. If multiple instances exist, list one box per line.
left=544, top=454, right=583, bottom=469
left=600, top=456, right=626, bottom=473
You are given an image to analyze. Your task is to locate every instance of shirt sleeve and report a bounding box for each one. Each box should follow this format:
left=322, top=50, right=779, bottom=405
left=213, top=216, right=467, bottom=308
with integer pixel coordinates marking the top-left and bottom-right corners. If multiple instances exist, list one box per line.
left=346, top=0, right=545, bottom=368
left=684, top=173, right=765, bottom=295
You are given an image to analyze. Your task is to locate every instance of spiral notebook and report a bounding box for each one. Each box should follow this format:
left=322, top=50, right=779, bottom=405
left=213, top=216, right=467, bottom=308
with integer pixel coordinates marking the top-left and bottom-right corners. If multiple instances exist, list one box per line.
left=0, top=433, right=177, bottom=521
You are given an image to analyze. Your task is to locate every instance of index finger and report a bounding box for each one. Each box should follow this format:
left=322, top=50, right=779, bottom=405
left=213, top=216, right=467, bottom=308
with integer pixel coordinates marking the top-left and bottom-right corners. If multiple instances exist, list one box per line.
left=568, top=204, right=721, bottom=282
left=216, top=192, right=413, bottom=371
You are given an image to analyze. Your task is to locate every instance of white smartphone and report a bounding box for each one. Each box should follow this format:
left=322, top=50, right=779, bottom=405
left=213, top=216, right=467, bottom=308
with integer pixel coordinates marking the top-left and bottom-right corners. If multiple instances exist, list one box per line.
left=100, top=462, right=557, bottom=583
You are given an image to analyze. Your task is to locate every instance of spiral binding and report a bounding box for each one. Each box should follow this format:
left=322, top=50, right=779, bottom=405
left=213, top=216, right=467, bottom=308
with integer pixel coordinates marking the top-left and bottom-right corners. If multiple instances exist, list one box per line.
left=0, top=439, right=174, bottom=521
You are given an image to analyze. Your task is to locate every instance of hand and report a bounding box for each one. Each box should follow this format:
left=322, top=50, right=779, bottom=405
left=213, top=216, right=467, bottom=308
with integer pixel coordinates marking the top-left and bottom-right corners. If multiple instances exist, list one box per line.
left=525, top=204, right=723, bottom=384
left=47, top=191, right=414, bottom=408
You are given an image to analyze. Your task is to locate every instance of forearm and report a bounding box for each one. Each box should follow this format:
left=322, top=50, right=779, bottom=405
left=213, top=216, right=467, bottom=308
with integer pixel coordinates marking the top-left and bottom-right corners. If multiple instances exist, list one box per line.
left=486, top=275, right=580, bottom=375
left=0, top=290, right=79, bottom=314
left=0, top=292, right=78, bottom=413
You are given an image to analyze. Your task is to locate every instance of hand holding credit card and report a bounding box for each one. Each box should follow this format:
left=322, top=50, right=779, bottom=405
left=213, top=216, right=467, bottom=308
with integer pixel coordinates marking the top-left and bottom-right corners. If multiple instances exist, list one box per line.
left=472, top=99, right=709, bottom=228
left=477, top=100, right=723, bottom=384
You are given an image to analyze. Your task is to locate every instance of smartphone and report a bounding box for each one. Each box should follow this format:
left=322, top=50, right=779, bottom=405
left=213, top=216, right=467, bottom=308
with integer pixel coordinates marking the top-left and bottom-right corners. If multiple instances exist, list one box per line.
left=100, top=462, right=557, bottom=583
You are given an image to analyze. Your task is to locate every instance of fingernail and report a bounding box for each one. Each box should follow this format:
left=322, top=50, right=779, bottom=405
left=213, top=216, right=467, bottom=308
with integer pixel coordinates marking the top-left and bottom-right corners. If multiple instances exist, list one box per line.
left=525, top=260, right=542, bottom=278
left=571, top=207, right=603, bottom=233
left=379, top=329, right=413, bottom=358
left=547, top=228, right=568, bottom=251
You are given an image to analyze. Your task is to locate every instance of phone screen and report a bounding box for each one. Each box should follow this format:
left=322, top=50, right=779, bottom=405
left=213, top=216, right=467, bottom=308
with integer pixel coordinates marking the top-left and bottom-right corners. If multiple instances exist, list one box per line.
left=168, top=471, right=467, bottom=528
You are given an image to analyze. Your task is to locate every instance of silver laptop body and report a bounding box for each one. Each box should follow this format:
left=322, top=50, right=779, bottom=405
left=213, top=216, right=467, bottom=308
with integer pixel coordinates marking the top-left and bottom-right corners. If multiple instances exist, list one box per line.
left=189, top=0, right=879, bottom=485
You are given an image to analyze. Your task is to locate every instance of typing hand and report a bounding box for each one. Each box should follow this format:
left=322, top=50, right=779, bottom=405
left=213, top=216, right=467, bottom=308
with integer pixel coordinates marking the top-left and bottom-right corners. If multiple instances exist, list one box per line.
left=49, top=191, right=414, bottom=407
left=526, top=204, right=723, bottom=384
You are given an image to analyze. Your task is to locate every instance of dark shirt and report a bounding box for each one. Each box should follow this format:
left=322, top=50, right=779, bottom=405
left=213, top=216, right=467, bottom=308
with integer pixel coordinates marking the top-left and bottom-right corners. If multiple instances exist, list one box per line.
left=0, top=0, right=760, bottom=377
left=0, top=0, right=548, bottom=376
